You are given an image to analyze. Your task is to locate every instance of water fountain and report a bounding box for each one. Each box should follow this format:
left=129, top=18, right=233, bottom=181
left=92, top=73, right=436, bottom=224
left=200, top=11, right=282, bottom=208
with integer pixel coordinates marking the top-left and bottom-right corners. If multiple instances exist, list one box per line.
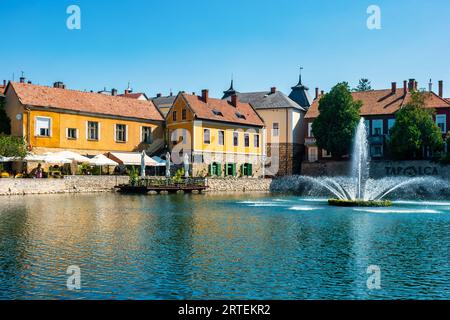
left=310, top=119, right=406, bottom=206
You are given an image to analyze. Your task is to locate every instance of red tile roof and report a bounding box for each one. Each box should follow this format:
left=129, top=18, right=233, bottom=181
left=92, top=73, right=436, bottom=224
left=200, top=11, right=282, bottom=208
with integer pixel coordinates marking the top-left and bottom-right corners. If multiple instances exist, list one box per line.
left=8, top=82, right=163, bottom=121
left=180, top=93, right=264, bottom=127
left=305, top=89, right=450, bottom=119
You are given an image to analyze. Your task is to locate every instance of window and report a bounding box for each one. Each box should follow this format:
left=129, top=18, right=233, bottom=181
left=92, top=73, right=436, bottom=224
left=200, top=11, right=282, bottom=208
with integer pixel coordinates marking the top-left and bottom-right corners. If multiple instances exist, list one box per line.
left=87, top=121, right=99, bottom=140
left=203, top=129, right=210, bottom=144
left=115, top=124, right=127, bottom=142
left=308, top=147, right=318, bottom=162
left=436, top=114, right=447, bottom=133
left=233, top=132, right=239, bottom=146
left=182, top=109, right=187, bottom=120
left=254, top=134, right=260, bottom=148
left=307, top=122, right=313, bottom=137
left=371, top=119, right=383, bottom=136
left=35, top=117, right=51, bottom=137
left=218, top=130, right=224, bottom=146
left=212, top=109, right=223, bottom=117
left=142, top=126, right=152, bottom=144
left=172, top=111, right=177, bottom=121
left=241, top=163, right=253, bottom=177
left=67, top=128, right=77, bottom=139
left=235, top=112, right=246, bottom=120
left=225, top=163, right=236, bottom=177
left=273, top=123, right=279, bottom=137
left=387, top=119, right=396, bottom=134
left=244, top=133, right=250, bottom=147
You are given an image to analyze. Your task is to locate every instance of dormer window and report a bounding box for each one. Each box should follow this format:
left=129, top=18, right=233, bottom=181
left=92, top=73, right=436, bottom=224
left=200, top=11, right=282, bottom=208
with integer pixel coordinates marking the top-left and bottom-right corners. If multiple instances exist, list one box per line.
left=235, top=112, right=246, bottom=120
left=212, top=109, right=223, bottom=117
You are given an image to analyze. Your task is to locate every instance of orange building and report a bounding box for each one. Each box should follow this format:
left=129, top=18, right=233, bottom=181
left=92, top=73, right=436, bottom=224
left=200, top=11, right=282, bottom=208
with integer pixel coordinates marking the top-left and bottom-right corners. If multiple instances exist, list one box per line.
left=3, top=81, right=164, bottom=155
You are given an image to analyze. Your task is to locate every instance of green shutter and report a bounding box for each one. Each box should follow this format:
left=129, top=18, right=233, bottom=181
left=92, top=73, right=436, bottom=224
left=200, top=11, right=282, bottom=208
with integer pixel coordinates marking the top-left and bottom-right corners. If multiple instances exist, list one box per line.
left=232, top=163, right=236, bottom=177
left=217, top=163, right=222, bottom=176
left=208, top=164, right=212, bottom=176
left=248, top=163, right=252, bottom=176
left=240, top=164, right=244, bottom=176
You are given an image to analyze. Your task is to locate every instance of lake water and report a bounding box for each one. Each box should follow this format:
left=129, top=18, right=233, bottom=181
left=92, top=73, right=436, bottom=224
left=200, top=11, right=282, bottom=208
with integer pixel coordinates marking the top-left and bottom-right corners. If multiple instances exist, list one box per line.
left=0, top=193, right=449, bottom=300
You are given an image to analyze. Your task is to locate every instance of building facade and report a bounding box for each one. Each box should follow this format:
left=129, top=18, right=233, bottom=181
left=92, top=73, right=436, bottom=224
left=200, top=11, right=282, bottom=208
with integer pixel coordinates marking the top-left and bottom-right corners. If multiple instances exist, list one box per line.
left=4, top=81, right=165, bottom=155
left=304, top=79, right=450, bottom=162
left=222, top=80, right=308, bottom=176
left=166, top=90, right=265, bottom=177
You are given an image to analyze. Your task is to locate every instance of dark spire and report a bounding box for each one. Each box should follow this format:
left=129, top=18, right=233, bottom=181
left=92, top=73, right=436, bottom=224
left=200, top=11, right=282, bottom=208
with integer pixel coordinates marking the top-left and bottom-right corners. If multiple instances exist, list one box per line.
left=289, top=67, right=313, bottom=109
left=222, top=76, right=238, bottom=99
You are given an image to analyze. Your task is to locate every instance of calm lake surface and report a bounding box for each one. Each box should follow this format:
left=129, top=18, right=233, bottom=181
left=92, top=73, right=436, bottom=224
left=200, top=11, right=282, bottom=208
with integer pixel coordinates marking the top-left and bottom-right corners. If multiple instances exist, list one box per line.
left=0, top=193, right=449, bottom=300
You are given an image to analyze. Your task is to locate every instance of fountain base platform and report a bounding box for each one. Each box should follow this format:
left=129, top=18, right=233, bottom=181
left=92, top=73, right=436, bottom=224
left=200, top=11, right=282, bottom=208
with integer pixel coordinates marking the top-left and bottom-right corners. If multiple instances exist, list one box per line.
left=328, top=199, right=392, bottom=207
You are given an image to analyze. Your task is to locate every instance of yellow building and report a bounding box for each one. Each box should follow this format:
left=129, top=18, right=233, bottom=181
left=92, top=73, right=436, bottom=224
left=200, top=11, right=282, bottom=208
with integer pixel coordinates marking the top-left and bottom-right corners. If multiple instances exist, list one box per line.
left=166, top=90, right=265, bottom=177
left=4, top=81, right=164, bottom=155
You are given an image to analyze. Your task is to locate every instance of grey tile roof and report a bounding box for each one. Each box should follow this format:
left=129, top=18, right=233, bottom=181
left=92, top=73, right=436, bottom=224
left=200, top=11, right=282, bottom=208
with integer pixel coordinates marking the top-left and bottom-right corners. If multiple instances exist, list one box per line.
left=151, top=95, right=176, bottom=107
left=225, top=91, right=306, bottom=111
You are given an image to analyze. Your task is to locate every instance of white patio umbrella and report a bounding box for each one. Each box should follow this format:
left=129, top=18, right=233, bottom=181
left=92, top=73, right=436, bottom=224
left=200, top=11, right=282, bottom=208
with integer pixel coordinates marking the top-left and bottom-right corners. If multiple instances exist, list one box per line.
left=52, top=151, right=91, bottom=163
left=42, top=154, right=72, bottom=164
left=183, top=153, right=190, bottom=178
left=165, top=152, right=171, bottom=178
left=90, top=154, right=118, bottom=166
left=141, top=150, right=146, bottom=179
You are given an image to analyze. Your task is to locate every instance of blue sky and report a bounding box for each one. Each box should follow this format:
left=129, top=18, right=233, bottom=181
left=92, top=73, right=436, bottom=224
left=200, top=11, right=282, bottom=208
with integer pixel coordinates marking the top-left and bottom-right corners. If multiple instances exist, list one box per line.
left=1, top=0, right=449, bottom=98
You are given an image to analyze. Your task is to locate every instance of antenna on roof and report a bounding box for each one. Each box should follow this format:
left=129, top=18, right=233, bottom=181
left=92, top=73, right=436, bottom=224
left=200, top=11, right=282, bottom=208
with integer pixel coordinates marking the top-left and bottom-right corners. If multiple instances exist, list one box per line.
left=298, top=66, right=304, bottom=85
left=429, top=79, right=433, bottom=92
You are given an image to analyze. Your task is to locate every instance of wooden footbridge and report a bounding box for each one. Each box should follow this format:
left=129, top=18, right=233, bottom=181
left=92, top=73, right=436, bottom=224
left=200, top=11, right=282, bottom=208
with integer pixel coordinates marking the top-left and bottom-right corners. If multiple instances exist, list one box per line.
left=115, top=177, right=208, bottom=194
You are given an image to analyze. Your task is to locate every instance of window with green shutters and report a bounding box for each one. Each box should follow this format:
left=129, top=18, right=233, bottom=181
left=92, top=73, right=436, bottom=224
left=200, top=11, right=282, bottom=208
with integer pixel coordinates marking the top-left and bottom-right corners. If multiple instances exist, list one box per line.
left=209, top=162, right=222, bottom=176
left=225, top=163, right=236, bottom=177
left=241, top=163, right=253, bottom=176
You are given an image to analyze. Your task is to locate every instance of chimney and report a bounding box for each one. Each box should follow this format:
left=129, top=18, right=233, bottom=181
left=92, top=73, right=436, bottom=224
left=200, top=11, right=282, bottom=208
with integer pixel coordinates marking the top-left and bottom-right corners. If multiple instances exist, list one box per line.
left=438, top=80, right=444, bottom=97
left=192, top=92, right=196, bottom=96
left=20, top=77, right=25, bottom=83
left=156, top=93, right=162, bottom=98
left=231, top=94, right=238, bottom=107
left=3, top=80, right=7, bottom=87
left=414, top=80, right=418, bottom=91
left=403, top=80, right=408, bottom=95
left=124, top=89, right=130, bottom=95
left=111, top=88, right=117, bottom=96
left=201, top=89, right=209, bottom=103
left=270, top=87, right=276, bottom=94
left=321, top=90, right=324, bottom=96
left=315, top=87, right=319, bottom=99
left=408, top=79, right=416, bottom=92
left=391, top=82, right=397, bottom=94
left=429, top=79, right=433, bottom=92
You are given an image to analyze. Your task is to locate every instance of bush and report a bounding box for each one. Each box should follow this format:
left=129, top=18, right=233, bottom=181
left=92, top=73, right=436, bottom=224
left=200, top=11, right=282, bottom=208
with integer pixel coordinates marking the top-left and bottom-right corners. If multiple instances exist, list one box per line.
left=328, top=199, right=392, bottom=207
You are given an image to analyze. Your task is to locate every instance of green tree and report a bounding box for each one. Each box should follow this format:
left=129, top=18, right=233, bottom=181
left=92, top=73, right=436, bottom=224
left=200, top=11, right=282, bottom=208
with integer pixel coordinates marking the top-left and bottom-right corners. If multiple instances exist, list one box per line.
left=0, top=99, right=11, bottom=134
left=353, top=78, right=372, bottom=92
left=312, top=83, right=362, bottom=158
left=388, top=92, right=444, bottom=159
left=0, top=134, right=28, bottom=158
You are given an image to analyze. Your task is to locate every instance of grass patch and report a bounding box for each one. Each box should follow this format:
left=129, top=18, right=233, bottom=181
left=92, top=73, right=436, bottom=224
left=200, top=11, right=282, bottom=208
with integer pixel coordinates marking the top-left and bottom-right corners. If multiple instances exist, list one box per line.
left=328, top=199, right=392, bottom=207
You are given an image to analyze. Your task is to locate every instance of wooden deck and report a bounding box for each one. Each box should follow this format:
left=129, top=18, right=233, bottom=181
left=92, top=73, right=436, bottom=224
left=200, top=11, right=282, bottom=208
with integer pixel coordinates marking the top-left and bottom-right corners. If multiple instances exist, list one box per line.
left=115, top=177, right=208, bottom=194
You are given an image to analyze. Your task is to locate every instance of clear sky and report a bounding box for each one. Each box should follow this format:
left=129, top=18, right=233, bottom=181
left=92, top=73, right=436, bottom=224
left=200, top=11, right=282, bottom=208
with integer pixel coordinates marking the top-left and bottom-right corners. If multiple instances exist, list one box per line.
left=1, top=0, right=449, bottom=98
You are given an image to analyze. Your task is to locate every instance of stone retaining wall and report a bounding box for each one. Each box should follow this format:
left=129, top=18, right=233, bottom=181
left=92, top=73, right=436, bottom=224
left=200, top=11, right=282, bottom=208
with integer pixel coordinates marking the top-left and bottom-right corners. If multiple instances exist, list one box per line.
left=206, top=178, right=272, bottom=192
left=0, top=176, right=272, bottom=196
left=0, top=176, right=129, bottom=196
